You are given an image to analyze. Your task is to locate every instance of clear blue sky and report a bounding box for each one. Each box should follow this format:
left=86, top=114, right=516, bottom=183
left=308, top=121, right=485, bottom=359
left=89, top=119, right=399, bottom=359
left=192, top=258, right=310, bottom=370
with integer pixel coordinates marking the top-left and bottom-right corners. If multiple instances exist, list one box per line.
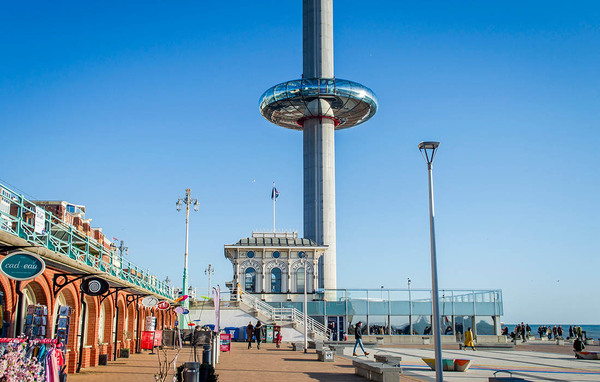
left=1, top=1, right=598, bottom=324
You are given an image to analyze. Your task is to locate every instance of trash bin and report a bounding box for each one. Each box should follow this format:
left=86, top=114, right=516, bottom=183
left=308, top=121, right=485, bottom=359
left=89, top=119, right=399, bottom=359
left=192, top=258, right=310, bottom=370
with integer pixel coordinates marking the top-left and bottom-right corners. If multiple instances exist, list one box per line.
left=183, top=362, right=200, bottom=382
left=202, top=345, right=211, bottom=365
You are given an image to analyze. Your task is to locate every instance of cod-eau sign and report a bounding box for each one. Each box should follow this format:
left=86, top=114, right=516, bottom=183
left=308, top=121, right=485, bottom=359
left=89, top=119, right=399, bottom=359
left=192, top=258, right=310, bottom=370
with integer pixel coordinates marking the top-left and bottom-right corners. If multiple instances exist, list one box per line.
left=0, top=251, right=46, bottom=281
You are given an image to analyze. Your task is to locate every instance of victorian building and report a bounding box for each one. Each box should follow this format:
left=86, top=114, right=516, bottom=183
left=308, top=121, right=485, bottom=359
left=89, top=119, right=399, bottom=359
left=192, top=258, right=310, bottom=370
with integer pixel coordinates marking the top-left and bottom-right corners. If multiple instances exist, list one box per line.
left=224, top=231, right=327, bottom=302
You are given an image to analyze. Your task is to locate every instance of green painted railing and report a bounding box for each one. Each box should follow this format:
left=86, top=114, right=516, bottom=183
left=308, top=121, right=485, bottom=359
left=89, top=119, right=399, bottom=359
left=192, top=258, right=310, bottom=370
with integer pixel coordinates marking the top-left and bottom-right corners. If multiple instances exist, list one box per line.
left=0, top=182, right=173, bottom=299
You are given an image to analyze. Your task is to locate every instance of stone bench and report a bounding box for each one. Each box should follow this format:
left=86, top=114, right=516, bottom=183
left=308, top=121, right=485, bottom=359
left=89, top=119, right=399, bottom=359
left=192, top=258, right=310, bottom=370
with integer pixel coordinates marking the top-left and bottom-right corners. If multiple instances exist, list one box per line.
left=489, top=370, right=529, bottom=381
left=373, top=354, right=402, bottom=367
left=353, top=359, right=401, bottom=382
left=316, top=349, right=334, bottom=362
left=459, top=343, right=515, bottom=350
left=329, top=344, right=350, bottom=355
left=291, top=342, right=304, bottom=351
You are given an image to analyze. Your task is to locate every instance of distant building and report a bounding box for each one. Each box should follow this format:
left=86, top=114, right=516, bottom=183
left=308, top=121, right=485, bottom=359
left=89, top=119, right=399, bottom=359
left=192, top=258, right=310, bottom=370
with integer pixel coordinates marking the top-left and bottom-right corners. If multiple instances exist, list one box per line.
left=224, top=231, right=327, bottom=302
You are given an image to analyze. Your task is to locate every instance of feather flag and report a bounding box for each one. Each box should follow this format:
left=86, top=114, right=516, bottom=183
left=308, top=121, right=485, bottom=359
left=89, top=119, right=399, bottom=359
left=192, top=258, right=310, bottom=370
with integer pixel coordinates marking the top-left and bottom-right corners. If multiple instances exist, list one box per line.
left=271, top=186, right=279, bottom=200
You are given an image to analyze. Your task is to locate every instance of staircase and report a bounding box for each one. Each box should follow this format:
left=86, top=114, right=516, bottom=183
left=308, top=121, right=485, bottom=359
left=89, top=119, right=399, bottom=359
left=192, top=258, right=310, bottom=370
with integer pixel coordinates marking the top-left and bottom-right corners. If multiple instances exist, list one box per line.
left=238, top=290, right=329, bottom=340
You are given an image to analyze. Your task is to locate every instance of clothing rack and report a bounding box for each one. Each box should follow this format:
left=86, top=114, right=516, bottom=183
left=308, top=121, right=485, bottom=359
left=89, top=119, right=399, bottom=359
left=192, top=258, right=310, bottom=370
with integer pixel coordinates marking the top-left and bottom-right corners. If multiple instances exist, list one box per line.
left=0, top=337, right=59, bottom=344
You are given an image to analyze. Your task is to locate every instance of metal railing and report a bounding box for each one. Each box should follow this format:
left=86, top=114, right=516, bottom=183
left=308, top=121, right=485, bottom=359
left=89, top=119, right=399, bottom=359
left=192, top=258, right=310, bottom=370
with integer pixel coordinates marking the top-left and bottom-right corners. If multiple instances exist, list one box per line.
left=0, top=182, right=173, bottom=298
left=239, top=289, right=328, bottom=339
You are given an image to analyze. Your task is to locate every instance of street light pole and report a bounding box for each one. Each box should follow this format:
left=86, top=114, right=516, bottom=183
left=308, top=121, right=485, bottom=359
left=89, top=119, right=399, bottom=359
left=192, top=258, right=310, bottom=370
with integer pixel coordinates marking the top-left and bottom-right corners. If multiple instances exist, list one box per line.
left=419, top=141, right=443, bottom=382
left=176, top=188, right=199, bottom=329
left=300, top=252, right=308, bottom=353
left=205, top=264, right=214, bottom=298
left=408, top=278, right=412, bottom=336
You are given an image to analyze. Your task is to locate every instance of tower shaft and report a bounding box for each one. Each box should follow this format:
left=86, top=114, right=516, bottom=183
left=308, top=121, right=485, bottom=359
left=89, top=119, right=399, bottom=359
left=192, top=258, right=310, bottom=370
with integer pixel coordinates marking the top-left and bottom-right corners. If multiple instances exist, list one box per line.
left=303, top=0, right=336, bottom=290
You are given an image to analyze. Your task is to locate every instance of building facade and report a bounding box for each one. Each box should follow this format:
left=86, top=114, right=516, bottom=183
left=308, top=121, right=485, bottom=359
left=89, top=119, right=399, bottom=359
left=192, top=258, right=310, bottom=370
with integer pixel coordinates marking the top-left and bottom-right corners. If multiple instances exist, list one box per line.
left=224, top=231, right=327, bottom=302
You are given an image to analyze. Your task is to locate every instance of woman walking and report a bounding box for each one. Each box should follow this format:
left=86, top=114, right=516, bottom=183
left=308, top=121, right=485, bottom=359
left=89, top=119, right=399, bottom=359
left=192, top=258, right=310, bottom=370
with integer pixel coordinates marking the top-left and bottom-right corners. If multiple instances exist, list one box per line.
left=246, top=321, right=254, bottom=349
left=463, top=327, right=476, bottom=350
left=255, top=320, right=263, bottom=349
left=353, top=321, right=369, bottom=356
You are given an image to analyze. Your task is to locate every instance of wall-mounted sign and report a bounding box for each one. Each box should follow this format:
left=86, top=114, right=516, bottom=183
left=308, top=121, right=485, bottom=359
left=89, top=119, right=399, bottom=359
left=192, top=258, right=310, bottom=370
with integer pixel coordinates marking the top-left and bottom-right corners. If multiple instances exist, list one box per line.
left=81, top=277, right=110, bottom=296
left=141, top=296, right=159, bottom=308
left=157, top=301, right=170, bottom=310
left=0, top=251, right=45, bottom=281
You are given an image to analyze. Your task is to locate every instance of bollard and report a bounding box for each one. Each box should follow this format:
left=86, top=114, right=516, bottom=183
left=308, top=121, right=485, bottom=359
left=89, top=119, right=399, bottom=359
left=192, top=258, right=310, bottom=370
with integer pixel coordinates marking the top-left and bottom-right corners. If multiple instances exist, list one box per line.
left=202, top=345, right=211, bottom=365
left=183, top=362, right=200, bottom=382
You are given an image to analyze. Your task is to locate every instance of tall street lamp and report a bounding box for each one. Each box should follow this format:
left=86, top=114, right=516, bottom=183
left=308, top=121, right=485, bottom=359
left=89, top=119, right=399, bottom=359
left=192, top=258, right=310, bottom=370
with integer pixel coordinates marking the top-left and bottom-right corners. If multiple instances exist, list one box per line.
left=176, top=188, right=199, bottom=329
left=418, top=141, right=443, bottom=382
left=205, top=264, right=214, bottom=298
left=408, top=278, right=412, bottom=335
left=299, top=251, right=308, bottom=353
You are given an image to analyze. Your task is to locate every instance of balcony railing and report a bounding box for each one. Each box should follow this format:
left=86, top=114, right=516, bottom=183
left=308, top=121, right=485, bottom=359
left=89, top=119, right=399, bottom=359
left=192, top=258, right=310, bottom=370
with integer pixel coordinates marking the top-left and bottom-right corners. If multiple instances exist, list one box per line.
left=0, top=182, right=172, bottom=299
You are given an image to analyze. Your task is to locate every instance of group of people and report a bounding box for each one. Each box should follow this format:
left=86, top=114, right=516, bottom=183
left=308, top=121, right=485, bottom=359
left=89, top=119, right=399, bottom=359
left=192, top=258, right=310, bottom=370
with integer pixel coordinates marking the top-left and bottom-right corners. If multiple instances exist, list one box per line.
left=246, top=320, right=263, bottom=349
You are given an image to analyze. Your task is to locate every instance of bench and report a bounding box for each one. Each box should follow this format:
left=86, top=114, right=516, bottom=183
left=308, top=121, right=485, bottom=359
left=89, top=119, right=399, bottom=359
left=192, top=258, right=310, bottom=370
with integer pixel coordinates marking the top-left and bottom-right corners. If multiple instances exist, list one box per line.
left=291, top=342, right=304, bottom=351
left=316, top=349, right=335, bottom=362
left=353, top=359, right=401, bottom=382
left=328, top=344, right=349, bottom=355
left=459, top=343, right=515, bottom=350
left=373, top=354, right=402, bottom=367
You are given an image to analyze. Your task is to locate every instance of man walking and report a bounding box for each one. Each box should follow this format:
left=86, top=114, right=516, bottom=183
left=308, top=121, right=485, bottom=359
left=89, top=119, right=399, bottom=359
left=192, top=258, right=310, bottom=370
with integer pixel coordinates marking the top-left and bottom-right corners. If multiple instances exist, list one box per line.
left=353, top=321, right=369, bottom=357
left=254, top=320, right=263, bottom=350
left=246, top=321, right=254, bottom=349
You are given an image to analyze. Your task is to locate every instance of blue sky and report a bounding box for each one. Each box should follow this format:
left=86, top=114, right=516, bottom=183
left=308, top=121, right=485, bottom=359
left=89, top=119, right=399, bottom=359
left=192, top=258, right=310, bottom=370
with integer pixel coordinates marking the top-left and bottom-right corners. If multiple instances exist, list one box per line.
left=1, top=1, right=598, bottom=324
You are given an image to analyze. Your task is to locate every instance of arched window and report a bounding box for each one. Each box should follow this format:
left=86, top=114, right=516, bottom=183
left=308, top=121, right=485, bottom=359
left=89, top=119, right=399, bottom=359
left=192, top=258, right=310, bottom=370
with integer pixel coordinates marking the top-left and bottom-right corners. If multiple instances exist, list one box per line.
left=296, top=268, right=305, bottom=293
left=271, top=268, right=282, bottom=293
left=245, top=268, right=256, bottom=292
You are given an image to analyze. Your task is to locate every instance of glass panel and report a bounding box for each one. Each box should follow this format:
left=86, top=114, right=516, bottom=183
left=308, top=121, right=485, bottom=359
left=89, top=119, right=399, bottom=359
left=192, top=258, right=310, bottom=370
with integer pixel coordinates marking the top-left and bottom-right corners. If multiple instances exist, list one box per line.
left=368, top=315, right=388, bottom=335
left=325, top=301, right=345, bottom=316
left=369, top=300, right=388, bottom=315
left=390, top=316, right=410, bottom=335
left=476, top=316, right=495, bottom=335
left=270, top=268, right=281, bottom=293
left=296, top=268, right=305, bottom=293
left=245, top=268, right=256, bottom=292
left=412, top=315, right=432, bottom=335
left=348, top=315, right=367, bottom=336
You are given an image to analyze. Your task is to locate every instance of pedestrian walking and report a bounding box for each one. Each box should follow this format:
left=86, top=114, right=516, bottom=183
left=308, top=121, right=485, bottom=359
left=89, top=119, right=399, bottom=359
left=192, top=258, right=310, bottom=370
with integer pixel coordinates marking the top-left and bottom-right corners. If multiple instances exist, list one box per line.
left=569, top=325, right=574, bottom=339
left=246, top=321, right=254, bottom=349
left=352, top=321, right=369, bottom=356
left=254, top=320, right=263, bottom=349
left=464, top=327, right=476, bottom=350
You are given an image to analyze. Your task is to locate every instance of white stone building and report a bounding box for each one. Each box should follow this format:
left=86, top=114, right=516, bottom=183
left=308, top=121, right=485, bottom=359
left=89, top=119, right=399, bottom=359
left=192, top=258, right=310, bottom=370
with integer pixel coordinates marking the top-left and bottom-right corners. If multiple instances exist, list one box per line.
left=224, top=231, right=327, bottom=302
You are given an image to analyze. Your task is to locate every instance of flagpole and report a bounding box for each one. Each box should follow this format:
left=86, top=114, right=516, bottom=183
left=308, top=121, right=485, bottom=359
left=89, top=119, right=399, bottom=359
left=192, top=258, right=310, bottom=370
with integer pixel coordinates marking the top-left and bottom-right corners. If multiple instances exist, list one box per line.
left=273, top=181, right=276, bottom=232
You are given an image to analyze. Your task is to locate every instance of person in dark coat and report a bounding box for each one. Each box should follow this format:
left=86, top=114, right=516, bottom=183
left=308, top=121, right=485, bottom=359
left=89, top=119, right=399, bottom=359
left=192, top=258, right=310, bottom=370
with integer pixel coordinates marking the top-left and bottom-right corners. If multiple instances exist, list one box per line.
left=352, top=321, right=369, bottom=356
left=573, top=336, right=585, bottom=358
left=246, top=321, right=254, bottom=349
left=254, top=320, right=263, bottom=349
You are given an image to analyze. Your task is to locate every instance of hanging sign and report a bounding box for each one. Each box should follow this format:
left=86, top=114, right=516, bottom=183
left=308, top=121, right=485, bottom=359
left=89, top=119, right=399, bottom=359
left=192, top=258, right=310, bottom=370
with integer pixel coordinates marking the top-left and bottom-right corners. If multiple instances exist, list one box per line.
left=183, top=309, right=189, bottom=315
left=174, top=307, right=184, bottom=314
left=157, top=301, right=170, bottom=310
left=141, top=296, right=159, bottom=308
left=81, top=277, right=110, bottom=296
left=34, top=206, right=46, bottom=234
left=0, top=251, right=45, bottom=281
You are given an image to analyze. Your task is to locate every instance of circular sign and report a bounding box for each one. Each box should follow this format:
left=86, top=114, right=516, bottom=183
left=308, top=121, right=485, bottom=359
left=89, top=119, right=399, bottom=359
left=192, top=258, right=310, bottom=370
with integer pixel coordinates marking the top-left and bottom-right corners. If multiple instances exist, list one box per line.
left=183, top=309, right=189, bottom=315
left=141, top=296, right=159, bottom=308
left=174, top=307, right=184, bottom=314
left=81, top=277, right=110, bottom=296
left=0, top=252, right=46, bottom=281
left=157, top=301, right=170, bottom=310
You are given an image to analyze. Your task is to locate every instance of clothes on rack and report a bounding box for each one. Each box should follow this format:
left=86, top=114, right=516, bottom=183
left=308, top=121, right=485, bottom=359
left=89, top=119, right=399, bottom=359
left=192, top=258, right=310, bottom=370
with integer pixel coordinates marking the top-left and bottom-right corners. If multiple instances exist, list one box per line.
left=0, top=338, right=65, bottom=382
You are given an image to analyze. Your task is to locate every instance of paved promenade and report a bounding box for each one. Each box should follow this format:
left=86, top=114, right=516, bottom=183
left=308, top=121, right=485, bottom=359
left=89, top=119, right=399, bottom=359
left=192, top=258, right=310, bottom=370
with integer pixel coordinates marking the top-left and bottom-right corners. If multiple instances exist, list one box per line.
left=67, top=340, right=600, bottom=382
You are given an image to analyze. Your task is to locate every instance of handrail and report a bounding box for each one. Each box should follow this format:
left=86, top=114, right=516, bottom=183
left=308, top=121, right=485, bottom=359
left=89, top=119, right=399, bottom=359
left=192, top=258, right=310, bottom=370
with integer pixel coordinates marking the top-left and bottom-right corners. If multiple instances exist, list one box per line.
left=238, top=289, right=328, bottom=339
left=0, top=182, right=173, bottom=298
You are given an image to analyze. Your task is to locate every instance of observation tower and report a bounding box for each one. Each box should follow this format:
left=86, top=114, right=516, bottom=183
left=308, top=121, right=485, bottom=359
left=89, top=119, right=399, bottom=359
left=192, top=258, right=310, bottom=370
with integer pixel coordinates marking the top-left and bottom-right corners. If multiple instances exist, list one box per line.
left=259, top=0, right=378, bottom=291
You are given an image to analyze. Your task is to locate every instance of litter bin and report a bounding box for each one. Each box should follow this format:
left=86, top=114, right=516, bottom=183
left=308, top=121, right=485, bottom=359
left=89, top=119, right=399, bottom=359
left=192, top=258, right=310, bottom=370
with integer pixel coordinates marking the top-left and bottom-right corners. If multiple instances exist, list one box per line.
left=183, top=362, right=200, bottom=382
left=202, top=345, right=211, bottom=365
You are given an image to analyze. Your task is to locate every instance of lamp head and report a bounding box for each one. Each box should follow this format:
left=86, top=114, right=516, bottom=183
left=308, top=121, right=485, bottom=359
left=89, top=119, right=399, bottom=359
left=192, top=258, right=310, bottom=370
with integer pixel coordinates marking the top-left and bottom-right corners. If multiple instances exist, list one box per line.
left=418, top=141, right=440, bottom=166
left=193, top=200, right=199, bottom=212
left=176, top=197, right=182, bottom=211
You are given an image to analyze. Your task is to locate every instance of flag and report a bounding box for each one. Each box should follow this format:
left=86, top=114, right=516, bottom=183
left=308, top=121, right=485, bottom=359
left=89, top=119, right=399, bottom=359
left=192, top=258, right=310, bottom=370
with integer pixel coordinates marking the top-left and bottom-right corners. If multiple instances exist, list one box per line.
left=112, top=237, right=119, bottom=242
left=271, top=186, right=279, bottom=200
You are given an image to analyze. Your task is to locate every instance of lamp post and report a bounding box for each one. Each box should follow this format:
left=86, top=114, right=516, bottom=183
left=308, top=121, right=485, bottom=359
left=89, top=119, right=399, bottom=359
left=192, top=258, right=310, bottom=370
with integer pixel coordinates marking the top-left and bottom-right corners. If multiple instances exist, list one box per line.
left=419, top=141, right=443, bottom=382
left=110, top=240, right=129, bottom=270
left=299, top=251, right=308, bottom=353
left=205, top=264, right=214, bottom=298
left=408, top=278, right=412, bottom=336
left=176, top=188, right=199, bottom=329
